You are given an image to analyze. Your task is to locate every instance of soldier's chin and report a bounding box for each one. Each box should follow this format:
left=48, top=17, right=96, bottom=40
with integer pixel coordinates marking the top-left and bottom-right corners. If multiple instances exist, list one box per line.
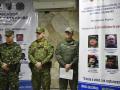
left=6, top=41, right=10, bottom=43
left=6, top=41, right=12, bottom=44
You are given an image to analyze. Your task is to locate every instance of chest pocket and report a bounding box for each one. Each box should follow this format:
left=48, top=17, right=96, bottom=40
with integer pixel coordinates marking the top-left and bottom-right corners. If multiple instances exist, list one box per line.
left=33, top=42, right=48, bottom=59
left=37, top=42, right=48, bottom=52
left=61, top=44, right=77, bottom=55
left=1, top=46, right=15, bottom=61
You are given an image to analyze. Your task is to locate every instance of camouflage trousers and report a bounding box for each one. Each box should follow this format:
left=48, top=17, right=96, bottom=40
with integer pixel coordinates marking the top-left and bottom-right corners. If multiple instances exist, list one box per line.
left=0, top=71, right=19, bottom=90
left=59, top=72, right=78, bottom=90
left=31, top=67, right=51, bottom=90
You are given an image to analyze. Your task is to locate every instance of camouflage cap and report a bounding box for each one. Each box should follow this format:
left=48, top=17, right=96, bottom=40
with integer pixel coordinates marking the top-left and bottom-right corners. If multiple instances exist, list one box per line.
left=5, top=29, right=14, bottom=37
left=65, top=27, right=74, bottom=33
left=36, top=27, right=45, bottom=33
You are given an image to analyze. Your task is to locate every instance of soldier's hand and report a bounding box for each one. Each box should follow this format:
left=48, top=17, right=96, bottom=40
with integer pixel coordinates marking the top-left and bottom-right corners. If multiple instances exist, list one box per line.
left=1, top=63, right=9, bottom=71
left=35, top=62, right=42, bottom=70
left=65, top=64, right=72, bottom=72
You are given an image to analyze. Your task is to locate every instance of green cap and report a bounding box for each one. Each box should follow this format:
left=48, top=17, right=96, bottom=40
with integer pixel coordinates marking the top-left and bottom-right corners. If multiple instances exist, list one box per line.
left=5, top=30, right=14, bottom=37
left=65, top=27, right=74, bottom=33
left=89, top=35, right=97, bottom=40
left=36, top=27, right=45, bottom=33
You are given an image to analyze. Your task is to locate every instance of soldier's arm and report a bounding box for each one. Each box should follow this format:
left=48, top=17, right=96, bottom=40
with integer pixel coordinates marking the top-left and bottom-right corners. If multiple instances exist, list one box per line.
left=70, top=41, right=79, bottom=65
left=55, top=43, right=66, bottom=67
left=0, top=44, right=3, bottom=66
left=0, top=53, right=3, bottom=67
left=11, top=45, right=22, bottom=64
left=28, top=43, right=37, bottom=64
left=41, top=41, right=54, bottom=64
left=0, top=60, right=3, bottom=67
left=0, top=55, right=4, bottom=67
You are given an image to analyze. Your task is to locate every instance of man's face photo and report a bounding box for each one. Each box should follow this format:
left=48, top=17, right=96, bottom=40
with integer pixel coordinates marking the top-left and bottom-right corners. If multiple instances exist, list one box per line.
left=16, top=34, right=24, bottom=41
left=106, top=55, right=118, bottom=69
left=88, top=35, right=98, bottom=48
left=105, top=34, right=117, bottom=48
left=88, top=55, right=98, bottom=68
left=106, top=59, right=114, bottom=67
left=89, top=38, right=97, bottom=47
left=89, top=58, right=96, bottom=65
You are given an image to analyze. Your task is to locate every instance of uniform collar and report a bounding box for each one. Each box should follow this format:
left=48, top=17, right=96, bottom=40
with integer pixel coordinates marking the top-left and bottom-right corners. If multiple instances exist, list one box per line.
left=5, top=42, right=16, bottom=47
left=5, top=42, right=15, bottom=45
left=36, top=38, right=45, bottom=42
left=64, top=39, right=74, bottom=45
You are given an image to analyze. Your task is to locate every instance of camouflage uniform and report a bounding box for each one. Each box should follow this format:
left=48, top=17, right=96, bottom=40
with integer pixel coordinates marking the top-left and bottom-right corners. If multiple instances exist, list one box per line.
left=55, top=28, right=79, bottom=90
left=0, top=30, right=22, bottom=90
left=28, top=27, right=54, bottom=90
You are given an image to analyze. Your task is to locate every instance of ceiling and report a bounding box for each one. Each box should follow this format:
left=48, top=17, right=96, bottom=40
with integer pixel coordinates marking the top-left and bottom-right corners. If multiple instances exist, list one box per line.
left=33, top=0, right=76, bottom=10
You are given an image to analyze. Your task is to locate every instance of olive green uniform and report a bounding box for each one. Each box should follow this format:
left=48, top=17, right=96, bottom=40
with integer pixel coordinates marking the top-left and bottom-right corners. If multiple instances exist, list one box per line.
left=55, top=39, right=79, bottom=90
left=28, top=38, right=54, bottom=90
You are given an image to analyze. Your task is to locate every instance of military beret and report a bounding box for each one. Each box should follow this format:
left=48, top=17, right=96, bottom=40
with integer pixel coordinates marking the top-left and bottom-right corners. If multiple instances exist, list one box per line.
left=36, top=27, right=45, bottom=33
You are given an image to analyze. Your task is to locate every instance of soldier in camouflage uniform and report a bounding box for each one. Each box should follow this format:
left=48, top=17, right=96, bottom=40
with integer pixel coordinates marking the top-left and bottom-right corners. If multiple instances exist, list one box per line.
left=55, top=27, right=79, bottom=90
left=28, top=27, right=54, bottom=90
left=0, top=30, right=22, bottom=90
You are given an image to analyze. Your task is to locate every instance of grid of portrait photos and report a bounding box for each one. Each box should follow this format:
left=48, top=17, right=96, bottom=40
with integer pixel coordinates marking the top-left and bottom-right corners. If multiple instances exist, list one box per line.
left=88, top=34, right=118, bottom=70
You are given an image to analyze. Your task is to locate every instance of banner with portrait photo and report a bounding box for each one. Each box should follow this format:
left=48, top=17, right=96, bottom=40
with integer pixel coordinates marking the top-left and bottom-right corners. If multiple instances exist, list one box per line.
left=79, top=0, right=120, bottom=90
left=0, top=0, right=38, bottom=90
